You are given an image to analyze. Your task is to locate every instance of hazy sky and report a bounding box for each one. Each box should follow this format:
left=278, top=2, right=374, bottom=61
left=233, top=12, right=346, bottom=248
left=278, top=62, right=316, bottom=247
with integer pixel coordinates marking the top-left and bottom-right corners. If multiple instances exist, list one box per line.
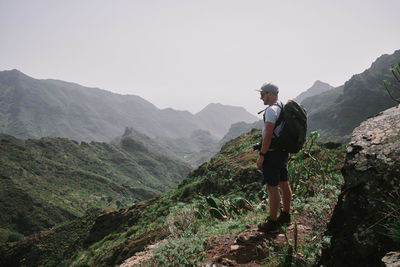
left=1, top=1, right=399, bottom=115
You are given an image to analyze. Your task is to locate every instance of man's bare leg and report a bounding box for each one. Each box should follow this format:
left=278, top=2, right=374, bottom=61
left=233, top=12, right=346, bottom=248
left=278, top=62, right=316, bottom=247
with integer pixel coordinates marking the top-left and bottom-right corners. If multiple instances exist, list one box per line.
left=267, top=185, right=280, bottom=220
left=279, top=181, right=292, bottom=213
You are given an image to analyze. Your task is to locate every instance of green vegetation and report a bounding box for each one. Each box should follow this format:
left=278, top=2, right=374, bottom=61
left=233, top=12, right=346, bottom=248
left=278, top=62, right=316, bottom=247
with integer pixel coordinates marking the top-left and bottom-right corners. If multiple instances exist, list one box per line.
left=0, top=134, right=190, bottom=241
left=0, top=208, right=101, bottom=267
left=384, top=61, right=400, bottom=103
left=383, top=192, right=400, bottom=242
left=150, top=231, right=205, bottom=267
left=0, top=129, right=347, bottom=266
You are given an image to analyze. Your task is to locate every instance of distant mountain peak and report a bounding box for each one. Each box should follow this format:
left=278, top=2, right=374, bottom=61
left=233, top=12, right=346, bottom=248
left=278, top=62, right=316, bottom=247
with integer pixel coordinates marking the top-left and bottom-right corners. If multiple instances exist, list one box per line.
left=122, top=127, right=135, bottom=137
left=309, top=80, right=334, bottom=92
left=2, top=69, right=29, bottom=78
left=313, top=80, right=330, bottom=86
left=205, top=102, right=222, bottom=106
left=200, top=102, right=227, bottom=110
left=208, top=102, right=225, bottom=107
left=9, top=68, right=21, bottom=73
left=194, top=103, right=258, bottom=138
left=294, top=80, right=334, bottom=103
left=197, top=102, right=250, bottom=115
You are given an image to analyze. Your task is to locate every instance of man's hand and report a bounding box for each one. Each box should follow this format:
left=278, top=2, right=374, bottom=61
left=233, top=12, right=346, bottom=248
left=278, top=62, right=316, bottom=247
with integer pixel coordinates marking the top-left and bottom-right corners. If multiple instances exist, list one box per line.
left=256, top=155, right=264, bottom=169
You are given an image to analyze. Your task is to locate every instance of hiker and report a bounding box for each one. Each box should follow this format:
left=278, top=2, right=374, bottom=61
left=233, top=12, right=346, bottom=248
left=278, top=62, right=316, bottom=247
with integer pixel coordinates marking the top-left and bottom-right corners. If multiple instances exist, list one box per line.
left=255, top=82, right=292, bottom=233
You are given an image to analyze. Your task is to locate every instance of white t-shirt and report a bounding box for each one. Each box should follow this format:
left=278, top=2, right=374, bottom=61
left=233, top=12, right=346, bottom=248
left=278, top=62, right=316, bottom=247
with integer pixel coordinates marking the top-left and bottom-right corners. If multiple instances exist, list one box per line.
left=262, top=102, right=284, bottom=138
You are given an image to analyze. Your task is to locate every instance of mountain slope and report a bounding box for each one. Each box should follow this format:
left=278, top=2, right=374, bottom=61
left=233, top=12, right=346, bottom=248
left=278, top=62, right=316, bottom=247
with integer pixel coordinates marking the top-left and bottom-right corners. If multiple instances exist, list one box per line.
left=303, top=49, right=400, bottom=142
left=155, top=129, right=220, bottom=167
left=0, top=133, right=191, bottom=241
left=294, top=80, right=334, bottom=103
left=0, top=70, right=196, bottom=141
left=0, top=70, right=257, bottom=142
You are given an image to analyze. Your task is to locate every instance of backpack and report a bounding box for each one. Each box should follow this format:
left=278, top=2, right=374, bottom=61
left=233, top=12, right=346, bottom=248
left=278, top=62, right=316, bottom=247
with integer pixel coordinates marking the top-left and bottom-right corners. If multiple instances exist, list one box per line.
left=263, top=100, right=308, bottom=153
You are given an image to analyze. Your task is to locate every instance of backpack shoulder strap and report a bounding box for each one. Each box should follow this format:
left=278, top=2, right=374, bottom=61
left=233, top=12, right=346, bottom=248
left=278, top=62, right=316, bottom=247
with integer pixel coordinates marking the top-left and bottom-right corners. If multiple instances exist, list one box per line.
left=275, top=102, right=284, bottom=126
left=259, top=102, right=283, bottom=124
left=272, top=102, right=284, bottom=138
left=258, top=108, right=267, bottom=122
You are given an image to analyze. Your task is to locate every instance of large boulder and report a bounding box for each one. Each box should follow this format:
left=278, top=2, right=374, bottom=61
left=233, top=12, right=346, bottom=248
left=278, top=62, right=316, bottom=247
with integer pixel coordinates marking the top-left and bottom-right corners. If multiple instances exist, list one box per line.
left=321, top=105, right=400, bottom=266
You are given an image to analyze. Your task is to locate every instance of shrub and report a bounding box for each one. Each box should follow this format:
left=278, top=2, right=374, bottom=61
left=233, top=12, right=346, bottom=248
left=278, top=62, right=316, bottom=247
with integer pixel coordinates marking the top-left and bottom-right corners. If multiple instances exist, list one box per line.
left=149, top=231, right=205, bottom=267
left=7, top=232, right=24, bottom=243
left=288, top=131, right=345, bottom=197
left=383, top=192, right=400, bottom=241
left=383, top=61, right=400, bottom=103
left=166, top=203, right=198, bottom=238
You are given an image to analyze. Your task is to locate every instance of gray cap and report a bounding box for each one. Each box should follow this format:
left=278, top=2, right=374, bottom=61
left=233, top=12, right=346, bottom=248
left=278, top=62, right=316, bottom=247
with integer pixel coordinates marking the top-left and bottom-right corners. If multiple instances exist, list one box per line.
left=256, top=82, right=279, bottom=95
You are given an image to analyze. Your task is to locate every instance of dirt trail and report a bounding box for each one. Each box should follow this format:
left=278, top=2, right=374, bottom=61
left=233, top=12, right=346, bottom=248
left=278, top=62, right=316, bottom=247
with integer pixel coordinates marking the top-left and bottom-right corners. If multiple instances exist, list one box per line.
left=120, top=239, right=167, bottom=267
left=120, top=212, right=314, bottom=267
left=200, top=215, right=312, bottom=266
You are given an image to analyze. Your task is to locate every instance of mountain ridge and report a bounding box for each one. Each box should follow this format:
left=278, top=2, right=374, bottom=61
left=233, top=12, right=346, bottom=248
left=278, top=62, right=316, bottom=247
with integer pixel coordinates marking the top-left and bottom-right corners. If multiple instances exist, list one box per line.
left=301, top=49, right=400, bottom=142
left=0, top=69, right=257, bottom=142
left=216, top=49, right=400, bottom=145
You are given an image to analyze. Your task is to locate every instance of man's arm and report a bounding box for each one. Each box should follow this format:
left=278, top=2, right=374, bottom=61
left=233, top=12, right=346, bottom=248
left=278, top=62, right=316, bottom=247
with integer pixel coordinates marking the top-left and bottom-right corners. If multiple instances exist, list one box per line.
left=256, top=122, right=275, bottom=169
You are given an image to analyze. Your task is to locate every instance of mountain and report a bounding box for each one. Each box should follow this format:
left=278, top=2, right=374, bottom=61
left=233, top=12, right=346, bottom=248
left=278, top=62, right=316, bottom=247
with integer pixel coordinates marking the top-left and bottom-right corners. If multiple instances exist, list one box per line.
left=301, top=49, right=400, bottom=142
left=294, top=80, right=334, bottom=103
left=115, top=127, right=219, bottom=167
left=0, top=133, right=191, bottom=241
left=0, top=70, right=257, bottom=142
left=155, top=129, right=220, bottom=167
left=195, top=103, right=259, bottom=138
left=218, top=120, right=263, bottom=148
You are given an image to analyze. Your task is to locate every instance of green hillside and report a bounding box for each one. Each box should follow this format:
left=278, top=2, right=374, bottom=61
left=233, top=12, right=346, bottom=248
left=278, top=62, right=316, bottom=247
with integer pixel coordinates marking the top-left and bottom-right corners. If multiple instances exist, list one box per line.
left=0, top=129, right=348, bottom=266
left=0, top=134, right=191, bottom=242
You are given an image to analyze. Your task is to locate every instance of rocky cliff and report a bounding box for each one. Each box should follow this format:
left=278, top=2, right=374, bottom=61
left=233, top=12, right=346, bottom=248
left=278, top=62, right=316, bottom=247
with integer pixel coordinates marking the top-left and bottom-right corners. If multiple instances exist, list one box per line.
left=321, top=105, right=400, bottom=266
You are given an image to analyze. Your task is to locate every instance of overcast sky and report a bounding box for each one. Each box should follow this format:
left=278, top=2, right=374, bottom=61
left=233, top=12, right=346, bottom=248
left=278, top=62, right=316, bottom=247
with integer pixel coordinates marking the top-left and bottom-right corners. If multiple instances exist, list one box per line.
left=1, top=0, right=399, bottom=115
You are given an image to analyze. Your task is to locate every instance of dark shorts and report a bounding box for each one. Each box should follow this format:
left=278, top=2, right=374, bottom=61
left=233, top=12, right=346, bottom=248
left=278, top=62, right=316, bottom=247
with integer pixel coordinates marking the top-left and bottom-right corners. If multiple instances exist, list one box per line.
left=261, top=150, right=289, bottom=186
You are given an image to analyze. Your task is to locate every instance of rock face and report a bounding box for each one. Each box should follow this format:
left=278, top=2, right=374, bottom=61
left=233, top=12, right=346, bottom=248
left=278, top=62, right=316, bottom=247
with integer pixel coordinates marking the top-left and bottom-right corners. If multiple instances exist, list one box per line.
left=382, top=251, right=400, bottom=267
left=321, top=105, right=400, bottom=266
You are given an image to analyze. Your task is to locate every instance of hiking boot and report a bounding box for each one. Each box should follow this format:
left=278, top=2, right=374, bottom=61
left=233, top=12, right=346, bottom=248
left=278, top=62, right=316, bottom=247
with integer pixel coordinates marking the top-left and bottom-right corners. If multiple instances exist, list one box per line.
left=277, top=211, right=291, bottom=226
left=258, top=218, right=279, bottom=233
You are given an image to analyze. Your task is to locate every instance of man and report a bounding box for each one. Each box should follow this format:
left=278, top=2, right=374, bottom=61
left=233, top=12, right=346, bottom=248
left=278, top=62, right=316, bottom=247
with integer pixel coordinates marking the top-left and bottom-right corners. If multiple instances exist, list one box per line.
left=256, top=82, right=292, bottom=233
